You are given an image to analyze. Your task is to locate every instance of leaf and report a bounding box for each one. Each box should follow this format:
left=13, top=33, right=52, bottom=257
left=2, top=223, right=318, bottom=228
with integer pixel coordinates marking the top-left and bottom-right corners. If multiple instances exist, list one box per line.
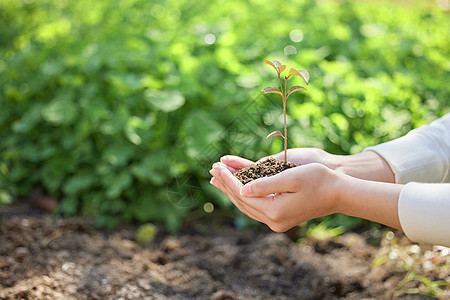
left=261, top=86, right=282, bottom=96
left=264, top=60, right=284, bottom=74
left=42, top=93, right=78, bottom=125
left=288, top=68, right=310, bottom=84
left=266, top=131, right=284, bottom=139
left=278, top=65, right=286, bottom=74
left=286, top=85, right=307, bottom=97
left=145, top=89, right=185, bottom=112
left=264, top=60, right=281, bottom=68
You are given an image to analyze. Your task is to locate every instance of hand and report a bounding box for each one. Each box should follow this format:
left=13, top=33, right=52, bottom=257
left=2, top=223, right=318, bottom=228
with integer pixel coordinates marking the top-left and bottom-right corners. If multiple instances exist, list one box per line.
left=209, top=162, right=339, bottom=232
left=220, top=148, right=395, bottom=183
left=220, top=148, right=334, bottom=173
left=210, top=157, right=402, bottom=231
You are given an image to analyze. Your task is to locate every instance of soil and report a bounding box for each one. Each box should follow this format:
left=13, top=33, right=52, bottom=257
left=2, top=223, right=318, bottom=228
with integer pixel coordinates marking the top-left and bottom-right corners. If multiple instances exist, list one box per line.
left=0, top=201, right=449, bottom=300
left=234, top=158, right=298, bottom=185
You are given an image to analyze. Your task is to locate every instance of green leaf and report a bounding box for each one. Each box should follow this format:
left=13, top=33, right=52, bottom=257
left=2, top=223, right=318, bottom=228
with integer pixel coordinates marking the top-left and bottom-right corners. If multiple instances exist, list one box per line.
left=63, top=171, right=97, bottom=195
left=42, top=93, right=78, bottom=125
left=131, top=152, right=168, bottom=185
left=184, top=110, right=224, bottom=158
left=145, top=89, right=185, bottom=112
left=103, top=142, right=135, bottom=166
left=261, top=86, right=283, bottom=96
left=106, top=171, right=133, bottom=199
left=100, top=106, right=129, bottom=135
left=0, top=189, right=13, bottom=205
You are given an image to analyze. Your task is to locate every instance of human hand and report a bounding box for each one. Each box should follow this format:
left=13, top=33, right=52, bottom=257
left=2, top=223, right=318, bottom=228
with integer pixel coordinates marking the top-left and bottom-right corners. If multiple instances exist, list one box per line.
left=219, top=148, right=335, bottom=173
left=209, top=162, right=339, bottom=232
left=220, top=148, right=395, bottom=183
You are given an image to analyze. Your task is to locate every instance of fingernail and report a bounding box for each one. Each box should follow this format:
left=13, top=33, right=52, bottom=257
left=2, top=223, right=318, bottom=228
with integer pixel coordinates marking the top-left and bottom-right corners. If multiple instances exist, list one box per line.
left=240, top=184, right=252, bottom=196
left=220, top=155, right=229, bottom=163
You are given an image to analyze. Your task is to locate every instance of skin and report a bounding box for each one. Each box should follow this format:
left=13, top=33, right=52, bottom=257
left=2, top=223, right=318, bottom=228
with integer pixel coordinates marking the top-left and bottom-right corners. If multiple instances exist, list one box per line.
left=209, top=148, right=404, bottom=232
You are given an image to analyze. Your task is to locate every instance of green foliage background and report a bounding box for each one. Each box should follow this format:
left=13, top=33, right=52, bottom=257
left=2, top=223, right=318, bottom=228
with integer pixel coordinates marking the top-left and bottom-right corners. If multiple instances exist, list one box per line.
left=0, top=0, right=449, bottom=230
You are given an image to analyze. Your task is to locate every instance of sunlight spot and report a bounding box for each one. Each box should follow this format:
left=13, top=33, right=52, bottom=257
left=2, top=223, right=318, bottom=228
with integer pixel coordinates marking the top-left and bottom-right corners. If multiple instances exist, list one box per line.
left=204, top=33, right=216, bottom=45
left=409, top=244, right=420, bottom=254
left=385, top=231, right=394, bottom=240
left=436, top=0, right=450, bottom=11
left=203, top=202, right=214, bottom=213
left=289, top=29, right=304, bottom=42
left=284, top=45, right=297, bottom=56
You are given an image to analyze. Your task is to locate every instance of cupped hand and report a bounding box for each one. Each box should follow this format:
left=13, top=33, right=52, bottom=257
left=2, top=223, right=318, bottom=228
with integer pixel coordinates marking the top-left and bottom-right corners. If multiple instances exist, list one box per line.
left=209, top=162, right=340, bottom=232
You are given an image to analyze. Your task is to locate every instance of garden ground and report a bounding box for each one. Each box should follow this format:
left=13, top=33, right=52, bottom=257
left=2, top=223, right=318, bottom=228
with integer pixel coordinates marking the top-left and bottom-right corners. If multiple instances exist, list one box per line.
left=0, top=200, right=448, bottom=299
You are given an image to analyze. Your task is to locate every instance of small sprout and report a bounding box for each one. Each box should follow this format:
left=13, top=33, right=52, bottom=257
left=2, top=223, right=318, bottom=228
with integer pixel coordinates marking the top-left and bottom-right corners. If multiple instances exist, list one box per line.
left=262, top=60, right=309, bottom=163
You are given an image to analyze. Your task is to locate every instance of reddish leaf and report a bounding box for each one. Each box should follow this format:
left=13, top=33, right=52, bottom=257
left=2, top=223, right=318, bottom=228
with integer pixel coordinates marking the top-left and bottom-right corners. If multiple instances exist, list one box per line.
left=261, top=86, right=282, bottom=96
left=288, top=68, right=310, bottom=84
left=266, top=131, right=284, bottom=139
left=287, top=85, right=307, bottom=97
left=264, top=60, right=284, bottom=74
left=264, top=60, right=281, bottom=68
left=278, top=65, right=286, bottom=74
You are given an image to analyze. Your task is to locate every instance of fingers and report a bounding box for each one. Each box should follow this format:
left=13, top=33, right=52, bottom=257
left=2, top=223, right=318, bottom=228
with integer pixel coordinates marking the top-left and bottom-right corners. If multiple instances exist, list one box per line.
left=220, top=155, right=254, bottom=171
left=240, top=167, right=299, bottom=197
left=209, top=164, right=265, bottom=223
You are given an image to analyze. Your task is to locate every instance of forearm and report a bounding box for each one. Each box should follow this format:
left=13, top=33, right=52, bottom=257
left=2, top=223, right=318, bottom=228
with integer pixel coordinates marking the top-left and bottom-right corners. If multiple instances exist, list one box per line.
left=333, top=171, right=403, bottom=230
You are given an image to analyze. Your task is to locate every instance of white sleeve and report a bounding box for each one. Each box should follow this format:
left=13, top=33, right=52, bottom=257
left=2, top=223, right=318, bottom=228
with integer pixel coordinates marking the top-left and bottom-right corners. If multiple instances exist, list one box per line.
left=399, top=182, right=450, bottom=247
left=364, top=113, right=450, bottom=184
left=364, top=113, right=450, bottom=246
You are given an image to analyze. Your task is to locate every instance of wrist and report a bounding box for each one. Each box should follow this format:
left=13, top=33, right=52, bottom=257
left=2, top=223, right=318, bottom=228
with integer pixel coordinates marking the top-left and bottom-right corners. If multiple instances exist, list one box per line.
left=325, top=168, right=348, bottom=215
left=331, top=151, right=395, bottom=183
left=331, top=170, right=403, bottom=229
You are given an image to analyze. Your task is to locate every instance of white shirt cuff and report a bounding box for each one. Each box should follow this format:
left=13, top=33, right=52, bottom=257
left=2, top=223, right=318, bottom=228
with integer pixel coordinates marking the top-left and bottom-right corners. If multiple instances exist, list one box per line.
left=399, top=182, right=450, bottom=247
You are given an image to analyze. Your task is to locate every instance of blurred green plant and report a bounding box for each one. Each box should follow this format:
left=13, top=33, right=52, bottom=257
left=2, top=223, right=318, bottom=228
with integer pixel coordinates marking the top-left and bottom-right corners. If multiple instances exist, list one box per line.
left=305, top=221, right=345, bottom=242
left=396, top=272, right=448, bottom=298
left=136, top=223, right=158, bottom=246
left=0, top=0, right=449, bottom=231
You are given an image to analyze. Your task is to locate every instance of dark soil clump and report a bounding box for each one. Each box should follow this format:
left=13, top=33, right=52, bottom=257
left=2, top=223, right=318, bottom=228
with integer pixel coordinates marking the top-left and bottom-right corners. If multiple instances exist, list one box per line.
left=234, top=157, right=298, bottom=185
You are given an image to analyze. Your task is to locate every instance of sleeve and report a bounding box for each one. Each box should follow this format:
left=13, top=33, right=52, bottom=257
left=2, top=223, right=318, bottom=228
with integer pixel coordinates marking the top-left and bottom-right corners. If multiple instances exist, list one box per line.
left=399, top=182, right=450, bottom=247
left=365, top=113, right=450, bottom=246
left=364, top=113, right=450, bottom=184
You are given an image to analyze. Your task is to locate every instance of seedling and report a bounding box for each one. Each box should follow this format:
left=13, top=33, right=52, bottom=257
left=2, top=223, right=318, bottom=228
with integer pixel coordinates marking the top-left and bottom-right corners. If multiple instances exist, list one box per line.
left=262, top=60, right=309, bottom=163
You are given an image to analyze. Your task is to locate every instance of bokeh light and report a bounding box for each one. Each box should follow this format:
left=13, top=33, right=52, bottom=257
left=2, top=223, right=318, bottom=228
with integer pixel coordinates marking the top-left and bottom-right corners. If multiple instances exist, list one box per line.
left=204, top=33, right=216, bottom=45
left=289, top=29, right=304, bottom=42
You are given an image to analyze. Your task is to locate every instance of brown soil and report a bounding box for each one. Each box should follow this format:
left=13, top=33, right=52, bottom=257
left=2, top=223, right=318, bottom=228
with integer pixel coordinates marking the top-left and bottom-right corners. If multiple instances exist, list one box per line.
left=0, top=201, right=449, bottom=299
left=234, top=158, right=298, bottom=185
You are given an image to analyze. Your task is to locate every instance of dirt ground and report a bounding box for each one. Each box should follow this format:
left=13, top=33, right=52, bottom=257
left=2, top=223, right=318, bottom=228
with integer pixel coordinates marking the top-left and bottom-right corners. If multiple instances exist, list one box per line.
left=0, top=201, right=449, bottom=300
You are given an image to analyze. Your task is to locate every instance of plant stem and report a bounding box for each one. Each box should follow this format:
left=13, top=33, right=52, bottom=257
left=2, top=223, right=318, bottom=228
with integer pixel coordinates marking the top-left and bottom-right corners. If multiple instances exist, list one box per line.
left=283, top=76, right=288, bottom=163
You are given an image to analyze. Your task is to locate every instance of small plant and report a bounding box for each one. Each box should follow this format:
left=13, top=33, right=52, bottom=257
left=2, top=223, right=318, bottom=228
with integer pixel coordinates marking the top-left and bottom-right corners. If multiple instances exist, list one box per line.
left=262, top=60, right=309, bottom=163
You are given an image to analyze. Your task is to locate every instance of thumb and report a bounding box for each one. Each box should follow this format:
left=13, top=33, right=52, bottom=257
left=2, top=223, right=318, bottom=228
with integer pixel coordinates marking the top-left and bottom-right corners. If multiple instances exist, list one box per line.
left=240, top=168, right=298, bottom=197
